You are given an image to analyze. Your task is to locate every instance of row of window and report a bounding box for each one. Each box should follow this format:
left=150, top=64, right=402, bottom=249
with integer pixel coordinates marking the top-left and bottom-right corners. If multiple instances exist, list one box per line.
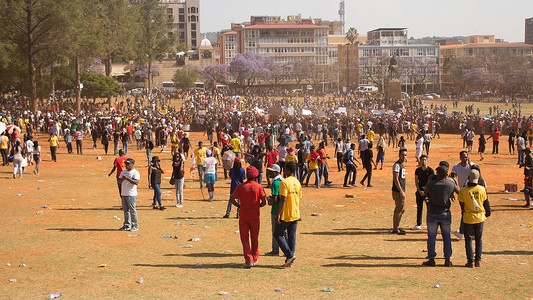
left=361, top=48, right=437, bottom=57
left=254, top=47, right=328, bottom=54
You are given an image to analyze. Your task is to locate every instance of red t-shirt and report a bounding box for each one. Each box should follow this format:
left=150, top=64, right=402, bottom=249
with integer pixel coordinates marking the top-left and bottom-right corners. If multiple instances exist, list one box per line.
left=266, top=150, right=279, bottom=167
left=232, top=181, right=266, bottom=220
left=126, top=125, right=133, bottom=135
left=317, top=148, right=327, bottom=163
left=493, top=131, right=500, bottom=142
left=113, top=157, right=127, bottom=178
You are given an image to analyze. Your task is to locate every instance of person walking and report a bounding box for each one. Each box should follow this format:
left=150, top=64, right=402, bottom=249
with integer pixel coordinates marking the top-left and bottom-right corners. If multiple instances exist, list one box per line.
left=118, top=158, right=140, bottom=231
left=64, top=129, right=73, bottom=154
left=274, top=162, right=302, bottom=268
left=392, top=149, right=408, bottom=235
left=458, top=169, right=490, bottom=267
left=203, top=149, right=217, bottom=201
left=11, top=140, right=24, bottom=178
left=305, top=145, right=321, bottom=188
left=343, top=143, right=360, bottom=187
left=1, top=131, right=9, bottom=166
left=48, top=132, right=58, bottom=162
left=193, top=141, right=207, bottom=188
left=360, top=144, right=377, bottom=187
left=224, top=157, right=245, bottom=218
left=422, top=164, right=455, bottom=267
left=108, top=149, right=127, bottom=197
left=32, top=141, right=41, bottom=174
left=148, top=156, right=165, bottom=210
left=74, top=128, right=83, bottom=155
left=265, top=164, right=286, bottom=256
left=229, top=166, right=267, bottom=268
left=317, top=141, right=331, bottom=186
left=171, top=151, right=185, bottom=207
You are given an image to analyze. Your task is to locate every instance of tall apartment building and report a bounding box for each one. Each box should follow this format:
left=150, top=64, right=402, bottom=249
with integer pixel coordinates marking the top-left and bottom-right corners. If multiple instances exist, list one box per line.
left=526, top=17, right=533, bottom=45
left=161, top=0, right=200, bottom=50
left=219, top=16, right=336, bottom=65
left=366, top=28, right=408, bottom=46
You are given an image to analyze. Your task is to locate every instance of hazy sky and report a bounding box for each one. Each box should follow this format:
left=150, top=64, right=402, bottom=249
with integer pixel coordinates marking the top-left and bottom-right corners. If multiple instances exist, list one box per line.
left=200, top=0, right=533, bottom=42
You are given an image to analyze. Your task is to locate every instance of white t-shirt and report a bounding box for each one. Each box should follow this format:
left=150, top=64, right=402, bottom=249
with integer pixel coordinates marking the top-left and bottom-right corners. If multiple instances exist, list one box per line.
left=203, top=157, right=217, bottom=174
left=120, top=169, right=140, bottom=196
left=451, top=162, right=474, bottom=188
left=416, top=138, right=424, bottom=150
left=277, top=146, right=287, bottom=161
left=134, top=130, right=142, bottom=140
left=25, top=140, right=34, bottom=153
left=359, top=139, right=369, bottom=152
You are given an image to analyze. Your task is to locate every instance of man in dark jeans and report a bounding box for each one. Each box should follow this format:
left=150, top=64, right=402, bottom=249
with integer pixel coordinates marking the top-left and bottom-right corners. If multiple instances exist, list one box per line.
left=422, top=164, right=455, bottom=267
left=412, top=155, right=434, bottom=230
left=344, top=143, right=360, bottom=187
left=274, top=162, right=302, bottom=268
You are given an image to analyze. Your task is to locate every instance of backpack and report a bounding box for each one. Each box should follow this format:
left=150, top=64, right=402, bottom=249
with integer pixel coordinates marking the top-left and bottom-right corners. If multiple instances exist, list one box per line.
left=342, top=151, right=350, bottom=164
left=222, top=150, right=236, bottom=170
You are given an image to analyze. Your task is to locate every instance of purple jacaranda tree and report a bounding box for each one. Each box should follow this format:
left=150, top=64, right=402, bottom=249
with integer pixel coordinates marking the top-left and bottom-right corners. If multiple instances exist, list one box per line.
left=200, top=64, right=229, bottom=88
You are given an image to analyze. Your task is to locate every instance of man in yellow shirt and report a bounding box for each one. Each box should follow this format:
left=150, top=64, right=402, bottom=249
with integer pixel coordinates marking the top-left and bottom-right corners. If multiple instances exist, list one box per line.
left=193, top=141, right=207, bottom=187
left=275, top=162, right=302, bottom=268
left=458, top=169, right=489, bottom=268
left=230, top=133, right=241, bottom=157
left=367, top=129, right=375, bottom=143
left=48, top=133, right=59, bottom=162
left=1, top=132, right=9, bottom=166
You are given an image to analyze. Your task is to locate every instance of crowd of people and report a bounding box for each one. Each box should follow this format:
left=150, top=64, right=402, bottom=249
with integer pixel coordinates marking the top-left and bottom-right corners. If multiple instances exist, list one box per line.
left=1, top=87, right=531, bottom=268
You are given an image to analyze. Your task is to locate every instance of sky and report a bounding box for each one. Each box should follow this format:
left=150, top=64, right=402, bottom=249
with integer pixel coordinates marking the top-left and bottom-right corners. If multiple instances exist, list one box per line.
left=200, top=0, right=533, bottom=42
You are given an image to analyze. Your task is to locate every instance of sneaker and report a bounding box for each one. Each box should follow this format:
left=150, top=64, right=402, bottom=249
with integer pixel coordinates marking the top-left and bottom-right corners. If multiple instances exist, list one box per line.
left=453, top=231, right=463, bottom=239
left=343, top=185, right=350, bottom=188
left=351, top=183, right=358, bottom=187
left=392, top=229, right=406, bottom=235
left=444, top=259, right=453, bottom=267
left=222, top=214, right=229, bottom=218
left=175, top=204, right=183, bottom=208
left=129, top=227, right=139, bottom=232
left=283, top=256, right=296, bottom=268
left=474, top=261, right=481, bottom=267
left=465, top=262, right=475, bottom=268
left=118, top=226, right=129, bottom=231
left=152, top=206, right=158, bottom=210
left=422, top=259, right=436, bottom=267
left=159, top=206, right=166, bottom=210
left=245, top=263, right=254, bottom=268
left=411, top=225, right=422, bottom=230
left=367, top=184, right=374, bottom=187
left=265, top=251, right=279, bottom=256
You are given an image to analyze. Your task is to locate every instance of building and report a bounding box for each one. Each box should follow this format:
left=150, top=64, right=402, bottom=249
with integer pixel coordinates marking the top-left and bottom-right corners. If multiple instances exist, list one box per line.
left=219, top=16, right=332, bottom=65
left=366, top=28, right=408, bottom=46
left=526, top=17, right=533, bottom=45
left=337, top=43, right=358, bottom=91
left=161, top=0, right=200, bottom=50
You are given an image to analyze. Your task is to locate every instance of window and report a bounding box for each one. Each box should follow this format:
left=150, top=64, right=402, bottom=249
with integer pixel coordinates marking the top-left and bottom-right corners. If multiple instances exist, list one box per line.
left=179, top=15, right=184, bottom=22
left=417, top=48, right=426, bottom=56
left=191, top=23, right=196, bottom=30
left=178, top=8, right=184, bottom=13
left=167, top=8, right=172, bottom=14
left=390, top=48, right=399, bottom=56
left=401, top=48, right=409, bottom=56
left=191, top=39, right=196, bottom=47
left=179, top=23, right=184, bottom=29
left=426, top=48, right=436, bottom=56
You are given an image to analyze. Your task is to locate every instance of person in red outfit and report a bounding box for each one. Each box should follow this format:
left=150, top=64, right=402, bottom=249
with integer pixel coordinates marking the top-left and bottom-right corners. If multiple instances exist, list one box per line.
left=487, top=128, right=500, bottom=154
left=230, top=166, right=267, bottom=268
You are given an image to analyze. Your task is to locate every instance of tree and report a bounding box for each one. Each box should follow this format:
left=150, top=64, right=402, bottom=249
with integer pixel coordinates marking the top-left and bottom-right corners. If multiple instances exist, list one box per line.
left=200, top=64, right=228, bottom=89
left=80, top=71, right=123, bottom=101
left=132, top=0, right=177, bottom=92
left=172, top=68, right=198, bottom=89
left=0, top=0, right=66, bottom=112
left=346, top=27, right=359, bottom=44
left=229, top=52, right=270, bottom=85
left=291, top=60, right=312, bottom=87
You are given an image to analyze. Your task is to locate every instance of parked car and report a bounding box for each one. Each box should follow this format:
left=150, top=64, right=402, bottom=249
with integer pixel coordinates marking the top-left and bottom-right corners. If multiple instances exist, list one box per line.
left=429, top=92, right=440, bottom=99
left=422, top=94, right=434, bottom=100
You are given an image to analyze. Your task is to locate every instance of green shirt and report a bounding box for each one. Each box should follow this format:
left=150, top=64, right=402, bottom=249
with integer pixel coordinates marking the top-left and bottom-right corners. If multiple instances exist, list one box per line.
left=270, top=179, right=281, bottom=215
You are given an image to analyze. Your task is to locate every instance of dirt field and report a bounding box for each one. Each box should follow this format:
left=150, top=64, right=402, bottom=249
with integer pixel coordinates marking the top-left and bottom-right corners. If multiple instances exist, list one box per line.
left=1, top=129, right=532, bottom=298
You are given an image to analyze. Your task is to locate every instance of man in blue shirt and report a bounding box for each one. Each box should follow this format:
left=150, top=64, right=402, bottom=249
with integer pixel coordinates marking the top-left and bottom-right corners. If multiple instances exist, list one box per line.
left=344, top=143, right=360, bottom=187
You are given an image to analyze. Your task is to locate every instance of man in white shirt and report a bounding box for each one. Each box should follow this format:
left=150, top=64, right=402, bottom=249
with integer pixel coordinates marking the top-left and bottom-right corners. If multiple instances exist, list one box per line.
left=119, top=158, right=140, bottom=231
left=450, top=151, right=475, bottom=239
left=203, top=149, right=218, bottom=201
left=134, top=128, right=142, bottom=150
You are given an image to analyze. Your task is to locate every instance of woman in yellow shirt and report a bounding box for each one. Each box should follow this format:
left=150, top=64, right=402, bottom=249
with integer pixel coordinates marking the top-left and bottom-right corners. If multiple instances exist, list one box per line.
left=48, top=133, right=59, bottom=162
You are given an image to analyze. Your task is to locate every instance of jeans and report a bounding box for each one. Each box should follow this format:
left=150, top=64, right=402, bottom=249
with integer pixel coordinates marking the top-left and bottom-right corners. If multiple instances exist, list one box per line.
left=254, top=172, right=263, bottom=186
left=361, top=165, right=372, bottom=185
left=121, top=195, right=138, bottom=229
left=415, top=193, right=427, bottom=226
left=13, top=158, right=23, bottom=177
left=464, top=222, right=484, bottom=263
left=336, top=152, right=343, bottom=170
left=174, top=178, right=184, bottom=204
left=518, top=149, right=524, bottom=165
left=114, top=141, right=119, bottom=155
left=344, top=164, right=356, bottom=185
left=116, top=178, right=122, bottom=196
left=66, top=142, right=72, bottom=154
left=136, top=139, right=142, bottom=150
left=319, top=163, right=329, bottom=185
left=492, top=141, right=499, bottom=154
left=197, top=165, right=204, bottom=183
left=146, top=148, right=152, bottom=165
left=239, top=218, right=260, bottom=264
left=76, top=140, right=82, bottom=154
left=152, top=183, right=162, bottom=206
left=122, top=141, right=128, bottom=154
left=305, top=168, right=320, bottom=187
left=103, top=141, right=109, bottom=154
left=392, top=191, right=405, bottom=231
left=50, top=146, right=57, bottom=162
left=274, top=219, right=298, bottom=259
left=426, top=212, right=452, bottom=260
left=1, top=148, right=7, bottom=165
left=298, top=164, right=308, bottom=183
left=225, top=197, right=239, bottom=216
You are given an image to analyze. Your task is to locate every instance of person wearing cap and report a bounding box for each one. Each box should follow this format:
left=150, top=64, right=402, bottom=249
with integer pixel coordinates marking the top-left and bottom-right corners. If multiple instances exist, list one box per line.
left=203, top=149, right=217, bottom=201
left=265, top=164, right=285, bottom=256
left=193, top=141, right=207, bottom=188
left=224, top=157, right=245, bottom=218
left=274, top=162, right=302, bottom=268
left=458, top=169, right=490, bottom=268
left=422, top=164, right=455, bottom=267
left=229, top=166, right=267, bottom=268
left=148, top=156, right=165, bottom=210
left=118, top=158, right=140, bottom=231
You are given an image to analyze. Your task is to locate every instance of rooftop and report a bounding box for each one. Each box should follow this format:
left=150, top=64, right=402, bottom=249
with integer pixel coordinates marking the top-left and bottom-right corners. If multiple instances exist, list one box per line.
left=440, top=43, right=533, bottom=49
left=368, top=28, right=407, bottom=32
left=243, top=24, right=329, bottom=30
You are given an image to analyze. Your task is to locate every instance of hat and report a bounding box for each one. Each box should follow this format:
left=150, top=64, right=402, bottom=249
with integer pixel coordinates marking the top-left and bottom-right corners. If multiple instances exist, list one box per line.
left=246, top=166, right=259, bottom=179
left=267, top=164, right=280, bottom=173
left=152, top=156, right=160, bottom=162
left=468, top=169, right=480, bottom=184
left=287, top=147, right=296, bottom=155
left=234, top=157, right=241, bottom=163
left=206, top=149, right=212, bottom=156
left=125, top=158, right=135, bottom=165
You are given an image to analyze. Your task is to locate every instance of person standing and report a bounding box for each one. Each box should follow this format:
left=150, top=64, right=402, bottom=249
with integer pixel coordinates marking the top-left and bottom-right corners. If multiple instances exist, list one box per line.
left=64, top=129, right=73, bottom=154
left=32, top=141, right=41, bottom=174
left=343, top=143, right=360, bottom=187
left=1, top=131, right=9, bottom=166
left=113, top=129, right=120, bottom=155
left=517, top=132, right=526, bottom=165
left=118, top=158, right=140, bottom=231
left=229, top=166, right=267, bottom=268
left=360, top=145, right=377, bottom=187
left=274, top=162, right=302, bottom=268
left=230, top=133, right=241, bottom=157
left=148, top=156, right=165, bottom=210
left=121, top=129, right=129, bottom=154
left=458, top=169, right=490, bottom=267
left=487, top=127, right=500, bottom=154
left=392, top=149, right=408, bottom=235
left=422, top=164, right=455, bottom=267
left=334, top=138, right=345, bottom=172
left=203, top=149, right=217, bottom=201
left=11, top=140, right=24, bottom=178
left=412, top=155, right=435, bottom=230
left=317, top=141, right=331, bottom=187
left=224, top=157, right=245, bottom=218
left=451, top=150, right=475, bottom=239
left=171, top=151, right=185, bottom=207
left=266, top=164, right=286, bottom=256
left=74, top=128, right=83, bottom=155
left=101, top=127, right=111, bottom=155
left=305, top=145, right=321, bottom=188
left=48, top=132, right=58, bottom=162
left=108, top=149, right=127, bottom=197
left=478, top=134, right=486, bottom=161
left=193, top=141, right=207, bottom=188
